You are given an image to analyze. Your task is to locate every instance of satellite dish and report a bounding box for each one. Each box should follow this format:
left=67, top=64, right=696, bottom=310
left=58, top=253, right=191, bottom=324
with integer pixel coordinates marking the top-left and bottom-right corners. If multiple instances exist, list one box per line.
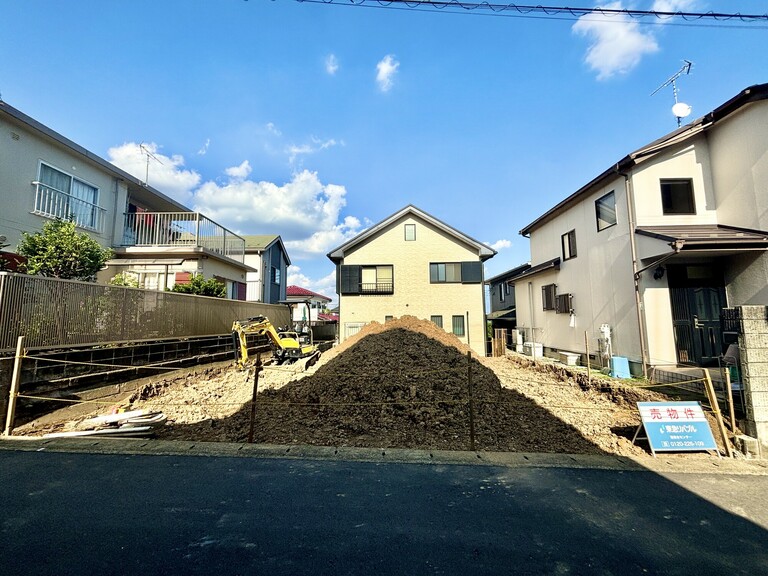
left=672, top=102, right=692, bottom=119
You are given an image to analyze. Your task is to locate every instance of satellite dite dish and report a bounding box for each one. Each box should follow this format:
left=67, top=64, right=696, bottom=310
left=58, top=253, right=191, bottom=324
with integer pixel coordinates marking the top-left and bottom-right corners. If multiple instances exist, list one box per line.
left=672, top=102, right=692, bottom=119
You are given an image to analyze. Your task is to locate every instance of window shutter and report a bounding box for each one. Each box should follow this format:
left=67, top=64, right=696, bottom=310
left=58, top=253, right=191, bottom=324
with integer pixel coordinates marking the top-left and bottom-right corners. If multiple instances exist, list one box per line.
left=461, top=261, right=483, bottom=284
left=339, top=265, right=361, bottom=294
left=175, top=272, right=192, bottom=285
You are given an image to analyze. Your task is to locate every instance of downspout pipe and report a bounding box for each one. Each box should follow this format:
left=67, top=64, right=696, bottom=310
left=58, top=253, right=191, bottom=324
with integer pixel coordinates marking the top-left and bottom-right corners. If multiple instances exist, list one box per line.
left=618, top=167, right=649, bottom=379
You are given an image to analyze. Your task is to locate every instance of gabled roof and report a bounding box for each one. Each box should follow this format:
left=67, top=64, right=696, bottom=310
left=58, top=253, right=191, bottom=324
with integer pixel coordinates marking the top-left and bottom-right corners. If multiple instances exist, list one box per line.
left=520, top=83, right=768, bottom=237
left=506, top=257, right=561, bottom=283
left=0, top=100, right=188, bottom=213
left=286, top=285, right=332, bottom=302
left=327, top=204, right=497, bottom=263
left=242, top=235, right=291, bottom=265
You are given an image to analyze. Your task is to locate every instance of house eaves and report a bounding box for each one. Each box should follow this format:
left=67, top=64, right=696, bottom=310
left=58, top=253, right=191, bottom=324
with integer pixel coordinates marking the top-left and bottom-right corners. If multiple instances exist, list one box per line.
left=519, top=83, right=768, bottom=237
left=327, top=204, right=497, bottom=263
left=485, top=263, right=532, bottom=285
left=0, top=100, right=189, bottom=213
left=505, top=257, right=561, bottom=283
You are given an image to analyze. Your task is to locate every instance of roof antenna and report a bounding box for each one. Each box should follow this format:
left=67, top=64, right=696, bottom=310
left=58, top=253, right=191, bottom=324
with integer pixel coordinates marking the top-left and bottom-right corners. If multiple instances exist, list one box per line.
left=651, top=60, right=693, bottom=127
left=139, top=143, right=163, bottom=187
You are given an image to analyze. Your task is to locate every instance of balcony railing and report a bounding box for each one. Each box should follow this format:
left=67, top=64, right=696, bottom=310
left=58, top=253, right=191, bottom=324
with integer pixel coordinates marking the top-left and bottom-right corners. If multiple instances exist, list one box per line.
left=359, top=282, right=394, bottom=295
left=32, top=182, right=107, bottom=233
left=121, top=212, right=245, bottom=263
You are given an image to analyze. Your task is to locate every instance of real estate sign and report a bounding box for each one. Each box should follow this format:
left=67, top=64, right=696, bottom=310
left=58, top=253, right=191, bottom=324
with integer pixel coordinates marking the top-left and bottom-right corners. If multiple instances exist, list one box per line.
left=636, top=401, right=717, bottom=454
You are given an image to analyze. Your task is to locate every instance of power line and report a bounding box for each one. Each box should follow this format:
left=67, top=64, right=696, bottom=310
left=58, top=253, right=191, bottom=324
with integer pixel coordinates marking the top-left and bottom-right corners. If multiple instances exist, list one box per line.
left=291, top=0, right=768, bottom=26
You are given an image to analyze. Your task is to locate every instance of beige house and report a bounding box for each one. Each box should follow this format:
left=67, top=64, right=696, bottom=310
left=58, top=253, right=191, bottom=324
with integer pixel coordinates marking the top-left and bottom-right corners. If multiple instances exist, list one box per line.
left=510, top=83, right=768, bottom=375
left=327, top=205, right=496, bottom=356
left=0, top=100, right=251, bottom=298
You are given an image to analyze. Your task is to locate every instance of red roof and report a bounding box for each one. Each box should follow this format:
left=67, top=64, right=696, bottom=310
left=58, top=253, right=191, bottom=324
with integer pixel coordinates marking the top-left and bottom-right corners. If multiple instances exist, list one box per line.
left=318, top=313, right=339, bottom=322
left=286, top=285, right=332, bottom=301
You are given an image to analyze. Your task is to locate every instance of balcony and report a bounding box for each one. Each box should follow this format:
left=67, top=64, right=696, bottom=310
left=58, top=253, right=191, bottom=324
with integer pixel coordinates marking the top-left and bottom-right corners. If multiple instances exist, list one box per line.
left=32, top=181, right=107, bottom=233
left=359, top=282, right=394, bottom=295
left=121, top=212, right=245, bottom=263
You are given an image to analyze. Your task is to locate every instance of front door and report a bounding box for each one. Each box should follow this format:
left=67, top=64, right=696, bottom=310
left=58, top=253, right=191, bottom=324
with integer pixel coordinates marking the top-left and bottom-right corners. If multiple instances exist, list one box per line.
left=668, top=265, right=727, bottom=366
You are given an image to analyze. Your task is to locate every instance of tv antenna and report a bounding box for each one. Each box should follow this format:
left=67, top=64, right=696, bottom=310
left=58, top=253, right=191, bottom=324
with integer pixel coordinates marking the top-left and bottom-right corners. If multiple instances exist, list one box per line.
left=651, top=60, right=693, bottom=127
left=139, top=143, right=164, bottom=186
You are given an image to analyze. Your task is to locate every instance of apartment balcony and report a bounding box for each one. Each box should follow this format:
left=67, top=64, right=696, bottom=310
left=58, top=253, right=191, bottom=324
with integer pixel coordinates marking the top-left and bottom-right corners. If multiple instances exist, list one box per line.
left=32, top=181, right=107, bottom=233
left=121, top=212, right=245, bottom=263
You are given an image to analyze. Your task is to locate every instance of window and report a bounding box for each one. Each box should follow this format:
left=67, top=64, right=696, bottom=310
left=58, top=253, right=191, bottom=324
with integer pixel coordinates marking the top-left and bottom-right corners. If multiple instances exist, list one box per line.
left=542, top=284, right=556, bottom=311
left=431, top=315, right=443, bottom=328
left=452, top=315, right=465, bottom=337
left=404, top=224, right=416, bottom=241
left=661, top=179, right=695, bottom=214
left=555, top=293, right=573, bottom=314
left=499, top=283, right=506, bottom=302
left=561, top=230, right=577, bottom=261
left=429, top=261, right=483, bottom=284
left=271, top=267, right=281, bottom=285
left=339, top=265, right=393, bottom=295
left=595, top=191, right=617, bottom=231
left=385, top=315, right=394, bottom=322
left=35, top=163, right=101, bottom=230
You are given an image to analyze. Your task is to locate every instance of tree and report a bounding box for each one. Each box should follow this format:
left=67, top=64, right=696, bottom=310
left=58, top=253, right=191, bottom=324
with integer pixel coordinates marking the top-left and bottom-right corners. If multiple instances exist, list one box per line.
left=109, top=271, right=140, bottom=288
left=17, top=219, right=113, bottom=281
left=169, top=273, right=226, bottom=298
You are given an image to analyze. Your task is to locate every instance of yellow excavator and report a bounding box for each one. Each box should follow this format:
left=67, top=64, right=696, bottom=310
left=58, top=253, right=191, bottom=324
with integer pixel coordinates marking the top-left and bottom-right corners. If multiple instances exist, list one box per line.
left=232, top=315, right=321, bottom=370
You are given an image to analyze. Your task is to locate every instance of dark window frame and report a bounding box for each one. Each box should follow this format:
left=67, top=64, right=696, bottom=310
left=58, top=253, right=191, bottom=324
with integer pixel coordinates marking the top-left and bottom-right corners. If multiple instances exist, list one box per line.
left=451, top=315, right=465, bottom=337
left=555, top=293, right=573, bottom=314
left=660, top=178, right=696, bottom=215
left=542, top=283, right=557, bottom=311
left=595, top=190, right=617, bottom=231
left=561, top=230, right=577, bottom=261
left=404, top=223, right=416, bottom=241
left=431, top=315, right=443, bottom=328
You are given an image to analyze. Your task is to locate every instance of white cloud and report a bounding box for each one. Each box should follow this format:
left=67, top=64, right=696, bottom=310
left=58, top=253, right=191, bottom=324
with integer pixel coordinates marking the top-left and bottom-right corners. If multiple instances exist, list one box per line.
left=325, top=54, right=339, bottom=75
left=287, top=137, right=342, bottom=165
left=197, top=138, right=210, bottom=155
left=225, top=160, right=252, bottom=180
left=266, top=122, right=282, bottom=137
left=284, top=215, right=364, bottom=259
left=376, top=55, right=399, bottom=92
left=487, top=239, right=512, bottom=251
left=108, top=142, right=201, bottom=204
left=193, top=169, right=352, bottom=241
left=651, top=0, right=696, bottom=14
left=572, top=2, right=659, bottom=80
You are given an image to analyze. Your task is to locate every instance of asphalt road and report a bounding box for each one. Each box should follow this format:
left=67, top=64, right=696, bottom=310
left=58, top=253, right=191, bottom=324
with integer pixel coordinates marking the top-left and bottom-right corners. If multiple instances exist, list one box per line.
left=1, top=449, right=767, bottom=576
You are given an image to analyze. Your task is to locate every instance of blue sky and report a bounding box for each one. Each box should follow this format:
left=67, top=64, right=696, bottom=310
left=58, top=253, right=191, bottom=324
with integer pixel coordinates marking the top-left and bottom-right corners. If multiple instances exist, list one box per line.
left=1, top=1, right=766, bottom=301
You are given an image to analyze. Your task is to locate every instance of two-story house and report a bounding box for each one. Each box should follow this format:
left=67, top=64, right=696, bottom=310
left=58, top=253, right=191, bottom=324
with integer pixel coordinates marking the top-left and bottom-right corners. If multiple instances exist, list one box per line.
left=242, top=235, right=290, bottom=304
left=510, top=83, right=768, bottom=375
left=0, top=100, right=251, bottom=298
left=327, top=205, right=496, bottom=356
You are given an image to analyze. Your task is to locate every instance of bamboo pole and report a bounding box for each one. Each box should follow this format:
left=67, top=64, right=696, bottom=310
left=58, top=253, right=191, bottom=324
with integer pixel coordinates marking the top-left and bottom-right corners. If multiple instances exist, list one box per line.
left=703, top=369, right=732, bottom=458
left=3, top=336, right=24, bottom=437
left=724, top=369, right=737, bottom=433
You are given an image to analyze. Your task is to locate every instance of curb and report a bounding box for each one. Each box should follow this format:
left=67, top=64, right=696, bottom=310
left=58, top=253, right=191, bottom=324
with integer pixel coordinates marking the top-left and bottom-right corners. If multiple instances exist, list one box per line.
left=1, top=436, right=767, bottom=475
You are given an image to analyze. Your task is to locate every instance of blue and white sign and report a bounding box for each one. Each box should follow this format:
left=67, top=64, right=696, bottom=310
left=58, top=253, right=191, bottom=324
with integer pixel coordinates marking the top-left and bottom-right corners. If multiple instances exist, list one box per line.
left=636, top=401, right=717, bottom=453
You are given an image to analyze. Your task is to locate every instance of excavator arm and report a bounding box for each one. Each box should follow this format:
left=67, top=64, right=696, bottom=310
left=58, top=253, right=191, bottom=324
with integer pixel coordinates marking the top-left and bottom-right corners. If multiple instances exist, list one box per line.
left=232, top=315, right=320, bottom=370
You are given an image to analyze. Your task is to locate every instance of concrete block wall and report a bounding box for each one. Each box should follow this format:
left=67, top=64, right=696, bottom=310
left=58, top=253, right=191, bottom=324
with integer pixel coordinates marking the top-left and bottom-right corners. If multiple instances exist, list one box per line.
left=736, top=306, right=768, bottom=449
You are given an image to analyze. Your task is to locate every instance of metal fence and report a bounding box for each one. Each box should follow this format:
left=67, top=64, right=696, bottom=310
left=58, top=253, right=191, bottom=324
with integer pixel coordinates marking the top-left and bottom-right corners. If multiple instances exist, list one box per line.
left=0, top=272, right=290, bottom=353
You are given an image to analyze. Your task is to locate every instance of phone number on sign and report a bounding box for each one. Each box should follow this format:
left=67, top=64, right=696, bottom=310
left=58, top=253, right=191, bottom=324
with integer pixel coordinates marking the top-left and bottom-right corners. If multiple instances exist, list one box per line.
left=661, top=440, right=707, bottom=448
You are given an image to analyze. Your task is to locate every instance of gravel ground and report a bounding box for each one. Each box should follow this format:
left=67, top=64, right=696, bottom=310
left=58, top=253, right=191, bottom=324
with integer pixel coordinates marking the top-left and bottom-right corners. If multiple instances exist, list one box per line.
left=14, top=316, right=729, bottom=458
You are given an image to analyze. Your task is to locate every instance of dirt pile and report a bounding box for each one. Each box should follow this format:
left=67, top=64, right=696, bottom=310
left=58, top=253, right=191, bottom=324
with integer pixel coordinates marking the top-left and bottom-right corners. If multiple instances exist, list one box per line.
left=15, top=316, right=696, bottom=457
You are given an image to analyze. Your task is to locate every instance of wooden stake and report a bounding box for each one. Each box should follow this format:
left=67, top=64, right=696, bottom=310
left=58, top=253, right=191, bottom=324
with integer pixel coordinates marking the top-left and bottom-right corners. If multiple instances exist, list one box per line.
left=3, top=336, right=24, bottom=437
left=703, top=369, right=732, bottom=458
left=467, top=351, right=476, bottom=452
left=247, top=353, right=262, bottom=444
left=584, top=331, right=591, bottom=385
